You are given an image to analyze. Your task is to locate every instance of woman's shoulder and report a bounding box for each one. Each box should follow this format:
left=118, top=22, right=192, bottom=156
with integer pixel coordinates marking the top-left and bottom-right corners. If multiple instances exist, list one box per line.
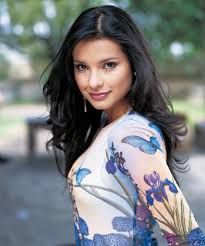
left=109, top=110, right=165, bottom=145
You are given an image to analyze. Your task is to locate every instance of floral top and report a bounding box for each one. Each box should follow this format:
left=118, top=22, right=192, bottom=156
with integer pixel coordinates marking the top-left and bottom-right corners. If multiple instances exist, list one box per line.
left=67, top=109, right=205, bottom=246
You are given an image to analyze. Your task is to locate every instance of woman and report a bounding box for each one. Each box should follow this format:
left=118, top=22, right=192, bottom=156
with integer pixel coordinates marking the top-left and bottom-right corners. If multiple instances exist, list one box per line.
left=42, top=5, right=205, bottom=245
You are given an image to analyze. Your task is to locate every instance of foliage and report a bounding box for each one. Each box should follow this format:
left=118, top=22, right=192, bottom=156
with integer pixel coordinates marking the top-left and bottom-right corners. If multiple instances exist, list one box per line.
left=116, top=0, right=205, bottom=50
left=0, top=54, right=9, bottom=80
left=0, top=0, right=104, bottom=76
left=0, top=0, right=205, bottom=77
left=172, top=99, right=205, bottom=127
left=115, top=0, right=205, bottom=75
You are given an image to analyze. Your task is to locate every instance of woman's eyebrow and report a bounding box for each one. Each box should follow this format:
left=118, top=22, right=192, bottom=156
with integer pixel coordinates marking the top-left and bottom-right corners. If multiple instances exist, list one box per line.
left=73, top=57, right=120, bottom=63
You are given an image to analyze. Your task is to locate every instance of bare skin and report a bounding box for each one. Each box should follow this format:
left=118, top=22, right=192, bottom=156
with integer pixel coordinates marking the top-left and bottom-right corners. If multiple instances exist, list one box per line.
left=72, top=37, right=133, bottom=124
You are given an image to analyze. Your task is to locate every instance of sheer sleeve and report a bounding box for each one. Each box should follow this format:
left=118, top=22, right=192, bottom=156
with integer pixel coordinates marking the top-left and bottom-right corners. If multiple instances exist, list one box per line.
left=107, top=119, right=205, bottom=245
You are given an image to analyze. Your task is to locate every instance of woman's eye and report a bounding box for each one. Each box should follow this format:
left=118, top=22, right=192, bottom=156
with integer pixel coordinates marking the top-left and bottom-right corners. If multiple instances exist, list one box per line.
left=105, top=62, right=117, bottom=69
left=74, top=64, right=87, bottom=71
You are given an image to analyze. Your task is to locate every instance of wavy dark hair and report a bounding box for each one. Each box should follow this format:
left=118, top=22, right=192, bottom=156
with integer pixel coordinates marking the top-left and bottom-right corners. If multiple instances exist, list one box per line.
left=42, top=5, right=188, bottom=183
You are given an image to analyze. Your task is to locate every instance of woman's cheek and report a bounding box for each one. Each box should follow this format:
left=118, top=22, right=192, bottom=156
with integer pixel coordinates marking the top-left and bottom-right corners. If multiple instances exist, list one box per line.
left=74, top=73, right=85, bottom=87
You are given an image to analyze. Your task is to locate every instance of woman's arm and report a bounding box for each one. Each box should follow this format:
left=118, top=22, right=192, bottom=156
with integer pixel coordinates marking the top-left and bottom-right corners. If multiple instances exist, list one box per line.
left=107, top=120, right=205, bottom=245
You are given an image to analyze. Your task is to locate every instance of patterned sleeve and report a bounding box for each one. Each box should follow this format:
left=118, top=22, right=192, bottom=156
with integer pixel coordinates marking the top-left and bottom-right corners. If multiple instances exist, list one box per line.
left=107, top=119, right=205, bottom=245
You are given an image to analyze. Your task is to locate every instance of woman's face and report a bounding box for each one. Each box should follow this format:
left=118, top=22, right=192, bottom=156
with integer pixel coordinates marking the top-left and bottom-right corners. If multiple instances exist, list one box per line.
left=72, top=37, right=133, bottom=120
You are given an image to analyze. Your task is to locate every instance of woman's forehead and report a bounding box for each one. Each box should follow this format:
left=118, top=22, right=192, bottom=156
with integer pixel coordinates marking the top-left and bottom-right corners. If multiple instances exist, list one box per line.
left=72, top=37, right=125, bottom=61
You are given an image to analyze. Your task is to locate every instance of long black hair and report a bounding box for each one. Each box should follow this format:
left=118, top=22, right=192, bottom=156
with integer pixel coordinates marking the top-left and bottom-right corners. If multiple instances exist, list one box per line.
left=42, top=5, right=188, bottom=182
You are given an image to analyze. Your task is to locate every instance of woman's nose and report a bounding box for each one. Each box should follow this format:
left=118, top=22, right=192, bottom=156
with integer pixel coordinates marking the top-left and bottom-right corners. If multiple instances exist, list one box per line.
left=88, top=71, right=104, bottom=89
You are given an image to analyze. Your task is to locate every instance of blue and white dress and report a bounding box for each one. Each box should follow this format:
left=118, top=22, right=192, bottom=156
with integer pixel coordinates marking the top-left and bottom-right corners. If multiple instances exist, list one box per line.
left=68, top=109, right=205, bottom=245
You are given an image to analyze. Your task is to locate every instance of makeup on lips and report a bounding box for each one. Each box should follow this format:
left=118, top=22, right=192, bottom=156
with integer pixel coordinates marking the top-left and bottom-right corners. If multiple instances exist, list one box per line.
left=89, top=91, right=111, bottom=101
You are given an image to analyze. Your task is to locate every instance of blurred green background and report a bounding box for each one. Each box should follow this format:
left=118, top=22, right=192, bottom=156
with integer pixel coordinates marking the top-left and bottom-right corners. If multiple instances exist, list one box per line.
left=0, top=0, right=205, bottom=137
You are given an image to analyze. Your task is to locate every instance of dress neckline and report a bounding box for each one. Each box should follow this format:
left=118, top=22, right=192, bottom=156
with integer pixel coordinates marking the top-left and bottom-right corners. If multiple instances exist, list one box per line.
left=68, top=107, right=134, bottom=180
left=102, top=107, right=133, bottom=130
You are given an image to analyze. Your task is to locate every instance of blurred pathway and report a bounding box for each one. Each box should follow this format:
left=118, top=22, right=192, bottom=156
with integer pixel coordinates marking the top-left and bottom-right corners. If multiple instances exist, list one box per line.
left=0, top=155, right=74, bottom=246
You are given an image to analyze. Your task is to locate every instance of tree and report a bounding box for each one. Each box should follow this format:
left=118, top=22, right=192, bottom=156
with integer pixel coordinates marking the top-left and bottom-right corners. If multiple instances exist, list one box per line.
left=116, top=0, right=205, bottom=52
left=1, top=0, right=205, bottom=78
left=114, top=0, right=205, bottom=77
left=0, top=0, right=103, bottom=72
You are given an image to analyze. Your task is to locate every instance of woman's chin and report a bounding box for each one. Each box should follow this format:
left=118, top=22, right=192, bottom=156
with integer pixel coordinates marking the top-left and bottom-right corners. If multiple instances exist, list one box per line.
left=89, top=102, right=110, bottom=111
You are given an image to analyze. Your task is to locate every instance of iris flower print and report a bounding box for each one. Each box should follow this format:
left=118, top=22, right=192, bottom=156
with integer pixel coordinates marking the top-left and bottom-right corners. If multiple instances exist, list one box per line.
left=114, top=151, right=130, bottom=175
left=78, top=216, right=89, bottom=236
left=121, top=135, right=163, bottom=154
left=106, top=157, right=117, bottom=174
left=106, top=142, right=130, bottom=177
left=112, top=216, right=135, bottom=232
left=136, top=205, right=152, bottom=221
left=163, top=227, right=205, bottom=246
left=142, top=171, right=202, bottom=244
left=93, top=233, right=132, bottom=246
left=162, top=231, right=182, bottom=245
left=75, top=216, right=133, bottom=246
left=144, top=171, right=178, bottom=205
left=186, top=227, right=205, bottom=245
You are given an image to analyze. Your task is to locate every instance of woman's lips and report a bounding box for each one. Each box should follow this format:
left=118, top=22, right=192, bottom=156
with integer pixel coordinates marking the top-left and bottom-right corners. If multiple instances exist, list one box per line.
left=89, top=91, right=111, bottom=101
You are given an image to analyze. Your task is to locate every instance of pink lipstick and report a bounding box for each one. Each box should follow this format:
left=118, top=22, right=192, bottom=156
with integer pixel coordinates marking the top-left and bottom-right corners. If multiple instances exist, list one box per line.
left=89, top=91, right=111, bottom=101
